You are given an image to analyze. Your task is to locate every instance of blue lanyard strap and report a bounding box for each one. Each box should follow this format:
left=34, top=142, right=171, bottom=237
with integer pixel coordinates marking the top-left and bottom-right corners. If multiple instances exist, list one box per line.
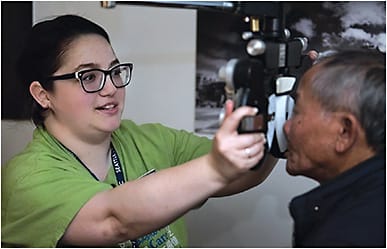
left=61, top=141, right=142, bottom=247
left=110, top=144, right=139, bottom=248
left=61, top=141, right=126, bottom=185
left=110, top=143, right=126, bottom=185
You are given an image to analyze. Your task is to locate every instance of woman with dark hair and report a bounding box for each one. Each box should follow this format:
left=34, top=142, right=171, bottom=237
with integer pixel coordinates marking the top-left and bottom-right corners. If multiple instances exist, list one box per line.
left=2, top=15, right=276, bottom=247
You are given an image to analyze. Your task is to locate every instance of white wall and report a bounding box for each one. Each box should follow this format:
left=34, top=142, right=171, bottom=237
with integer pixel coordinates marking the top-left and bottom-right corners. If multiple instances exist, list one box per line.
left=2, top=1, right=318, bottom=247
left=185, top=160, right=317, bottom=247
left=1, top=120, right=35, bottom=165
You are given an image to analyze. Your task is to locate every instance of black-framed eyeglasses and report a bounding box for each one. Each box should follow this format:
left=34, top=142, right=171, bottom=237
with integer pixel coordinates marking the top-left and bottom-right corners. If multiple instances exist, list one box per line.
left=47, top=63, right=133, bottom=93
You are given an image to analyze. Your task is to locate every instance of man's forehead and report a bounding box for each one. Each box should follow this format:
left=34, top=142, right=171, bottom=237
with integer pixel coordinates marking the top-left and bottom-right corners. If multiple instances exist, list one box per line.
left=298, top=63, right=323, bottom=91
left=296, top=65, right=321, bottom=102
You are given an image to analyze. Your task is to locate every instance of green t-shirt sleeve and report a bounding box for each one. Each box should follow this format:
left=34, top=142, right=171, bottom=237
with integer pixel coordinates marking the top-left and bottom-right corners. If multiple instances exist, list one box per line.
left=2, top=153, right=112, bottom=247
left=114, top=120, right=213, bottom=172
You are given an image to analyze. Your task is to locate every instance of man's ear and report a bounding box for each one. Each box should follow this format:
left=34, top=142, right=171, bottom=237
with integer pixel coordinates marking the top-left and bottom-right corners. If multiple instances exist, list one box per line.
left=335, top=113, right=359, bottom=153
left=29, top=81, right=50, bottom=109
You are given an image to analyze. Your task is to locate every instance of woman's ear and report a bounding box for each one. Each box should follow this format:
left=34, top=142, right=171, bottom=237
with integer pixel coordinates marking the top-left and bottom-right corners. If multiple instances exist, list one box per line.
left=29, top=81, right=50, bottom=109
left=335, top=113, right=359, bottom=153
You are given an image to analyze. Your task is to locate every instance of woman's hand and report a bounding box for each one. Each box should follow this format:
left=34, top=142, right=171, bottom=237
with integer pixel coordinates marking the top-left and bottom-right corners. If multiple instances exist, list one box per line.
left=208, top=99, right=266, bottom=182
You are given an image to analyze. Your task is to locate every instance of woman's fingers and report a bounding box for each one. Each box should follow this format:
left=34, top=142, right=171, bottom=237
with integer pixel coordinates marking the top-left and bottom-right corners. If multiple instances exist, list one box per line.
left=224, top=99, right=234, bottom=117
left=219, top=101, right=258, bottom=135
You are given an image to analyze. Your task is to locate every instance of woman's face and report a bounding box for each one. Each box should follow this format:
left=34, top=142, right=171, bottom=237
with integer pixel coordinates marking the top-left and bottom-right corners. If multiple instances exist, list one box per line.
left=45, top=34, right=126, bottom=139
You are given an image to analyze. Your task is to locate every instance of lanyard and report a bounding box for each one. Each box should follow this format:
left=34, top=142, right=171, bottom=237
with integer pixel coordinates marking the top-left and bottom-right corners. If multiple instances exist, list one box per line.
left=62, top=142, right=126, bottom=185
left=63, top=143, right=140, bottom=247
left=110, top=143, right=126, bottom=185
left=62, top=142, right=160, bottom=248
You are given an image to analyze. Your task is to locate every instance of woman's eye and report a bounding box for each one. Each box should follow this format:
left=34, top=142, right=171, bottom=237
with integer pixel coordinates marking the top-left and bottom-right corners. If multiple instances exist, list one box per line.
left=82, top=73, right=97, bottom=83
left=112, top=68, right=121, bottom=76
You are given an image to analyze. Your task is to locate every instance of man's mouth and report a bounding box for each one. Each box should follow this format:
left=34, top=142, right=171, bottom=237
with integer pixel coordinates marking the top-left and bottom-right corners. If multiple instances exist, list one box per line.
left=284, top=145, right=293, bottom=159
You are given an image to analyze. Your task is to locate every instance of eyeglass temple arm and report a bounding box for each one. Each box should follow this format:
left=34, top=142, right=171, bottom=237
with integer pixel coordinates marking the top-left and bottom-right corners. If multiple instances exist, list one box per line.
left=47, top=72, right=76, bottom=81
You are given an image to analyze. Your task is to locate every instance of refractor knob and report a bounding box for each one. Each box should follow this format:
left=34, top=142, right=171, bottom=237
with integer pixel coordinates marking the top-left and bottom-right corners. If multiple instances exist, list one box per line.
left=246, top=39, right=266, bottom=56
left=218, top=58, right=238, bottom=89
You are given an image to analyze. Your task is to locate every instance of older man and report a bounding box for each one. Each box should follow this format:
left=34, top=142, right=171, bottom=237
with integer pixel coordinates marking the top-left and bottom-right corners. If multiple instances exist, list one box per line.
left=284, top=49, right=386, bottom=247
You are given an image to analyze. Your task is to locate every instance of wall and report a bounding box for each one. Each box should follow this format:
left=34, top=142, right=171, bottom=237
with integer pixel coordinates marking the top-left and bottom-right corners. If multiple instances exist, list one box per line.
left=2, top=1, right=317, bottom=247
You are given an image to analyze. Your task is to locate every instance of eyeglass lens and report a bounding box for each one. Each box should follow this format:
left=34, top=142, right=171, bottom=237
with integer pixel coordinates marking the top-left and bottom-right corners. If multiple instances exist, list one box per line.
left=79, top=64, right=131, bottom=92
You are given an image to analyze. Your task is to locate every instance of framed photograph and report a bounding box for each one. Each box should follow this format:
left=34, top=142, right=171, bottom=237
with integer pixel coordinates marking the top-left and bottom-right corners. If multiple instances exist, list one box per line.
left=195, top=2, right=386, bottom=135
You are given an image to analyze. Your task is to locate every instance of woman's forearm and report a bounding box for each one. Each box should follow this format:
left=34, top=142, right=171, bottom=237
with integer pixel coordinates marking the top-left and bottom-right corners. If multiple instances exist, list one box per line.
left=109, top=154, right=229, bottom=237
left=60, top=104, right=267, bottom=246
left=61, top=154, right=238, bottom=246
left=213, top=154, right=277, bottom=197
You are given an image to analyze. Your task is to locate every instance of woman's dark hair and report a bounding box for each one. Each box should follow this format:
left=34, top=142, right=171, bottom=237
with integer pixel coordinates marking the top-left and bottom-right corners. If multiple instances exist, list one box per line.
left=17, top=15, right=111, bottom=127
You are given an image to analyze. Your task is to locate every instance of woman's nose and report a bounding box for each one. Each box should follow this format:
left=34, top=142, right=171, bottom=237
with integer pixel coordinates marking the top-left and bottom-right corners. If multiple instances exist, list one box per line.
left=100, top=76, right=117, bottom=95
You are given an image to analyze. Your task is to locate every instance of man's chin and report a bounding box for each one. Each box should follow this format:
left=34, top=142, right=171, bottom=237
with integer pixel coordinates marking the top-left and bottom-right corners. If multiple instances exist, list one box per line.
left=286, top=167, right=297, bottom=176
left=285, top=161, right=299, bottom=176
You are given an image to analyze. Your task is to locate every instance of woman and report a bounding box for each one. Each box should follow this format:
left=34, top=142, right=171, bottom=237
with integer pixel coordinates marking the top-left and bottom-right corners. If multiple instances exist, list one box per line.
left=1, top=15, right=276, bottom=247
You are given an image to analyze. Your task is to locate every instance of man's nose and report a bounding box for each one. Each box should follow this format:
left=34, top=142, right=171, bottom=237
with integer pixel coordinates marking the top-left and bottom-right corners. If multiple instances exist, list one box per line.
left=283, top=119, right=291, bottom=138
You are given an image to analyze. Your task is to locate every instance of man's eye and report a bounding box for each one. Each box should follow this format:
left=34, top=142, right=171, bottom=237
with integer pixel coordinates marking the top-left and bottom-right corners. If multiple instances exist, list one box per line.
left=292, top=106, right=299, bottom=115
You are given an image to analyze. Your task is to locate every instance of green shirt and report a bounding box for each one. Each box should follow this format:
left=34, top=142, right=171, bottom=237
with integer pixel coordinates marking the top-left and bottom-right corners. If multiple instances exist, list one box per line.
left=2, top=120, right=212, bottom=247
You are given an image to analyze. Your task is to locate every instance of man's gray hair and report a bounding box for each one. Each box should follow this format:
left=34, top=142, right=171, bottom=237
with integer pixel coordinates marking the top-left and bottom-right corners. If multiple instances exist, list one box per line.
left=310, top=49, right=385, bottom=153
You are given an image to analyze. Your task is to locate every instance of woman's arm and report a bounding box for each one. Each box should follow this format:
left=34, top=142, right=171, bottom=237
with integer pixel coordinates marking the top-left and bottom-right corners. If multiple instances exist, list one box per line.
left=59, top=104, right=266, bottom=246
left=213, top=154, right=277, bottom=197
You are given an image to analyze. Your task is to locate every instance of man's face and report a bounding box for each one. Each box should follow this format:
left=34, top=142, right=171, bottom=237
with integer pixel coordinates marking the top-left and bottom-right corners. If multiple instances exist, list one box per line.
left=283, top=66, right=338, bottom=182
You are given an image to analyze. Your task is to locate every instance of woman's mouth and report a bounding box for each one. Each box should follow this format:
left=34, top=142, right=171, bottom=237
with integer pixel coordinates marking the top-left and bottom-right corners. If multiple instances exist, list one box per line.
left=96, top=103, right=119, bottom=114
left=97, top=104, right=116, bottom=110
